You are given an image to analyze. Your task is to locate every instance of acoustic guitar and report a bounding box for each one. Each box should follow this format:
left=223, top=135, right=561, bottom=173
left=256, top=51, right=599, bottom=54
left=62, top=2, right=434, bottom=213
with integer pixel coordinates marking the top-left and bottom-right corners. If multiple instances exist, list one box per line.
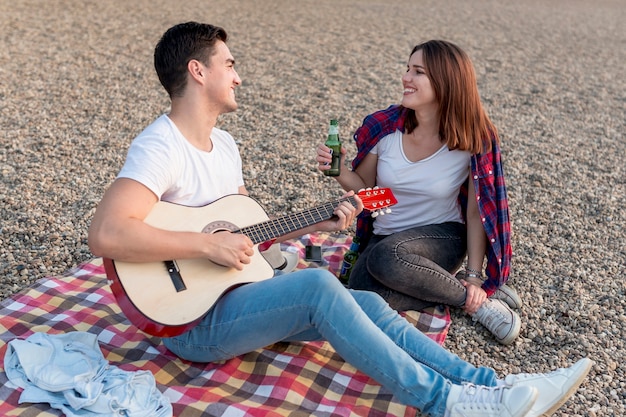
left=104, top=187, right=397, bottom=337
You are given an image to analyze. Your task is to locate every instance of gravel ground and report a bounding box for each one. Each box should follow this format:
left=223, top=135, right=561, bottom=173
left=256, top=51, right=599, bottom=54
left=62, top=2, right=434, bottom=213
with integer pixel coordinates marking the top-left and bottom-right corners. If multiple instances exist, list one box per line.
left=1, top=0, right=625, bottom=415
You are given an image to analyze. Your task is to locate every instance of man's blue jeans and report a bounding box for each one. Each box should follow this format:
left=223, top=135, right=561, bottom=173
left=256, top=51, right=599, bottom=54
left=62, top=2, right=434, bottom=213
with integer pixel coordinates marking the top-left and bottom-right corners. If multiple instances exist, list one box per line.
left=163, top=269, right=496, bottom=416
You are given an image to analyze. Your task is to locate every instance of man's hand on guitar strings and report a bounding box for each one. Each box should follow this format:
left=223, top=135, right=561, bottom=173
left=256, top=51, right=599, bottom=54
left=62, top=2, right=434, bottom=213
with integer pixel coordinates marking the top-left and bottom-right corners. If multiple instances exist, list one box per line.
left=205, top=231, right=255, bottom=271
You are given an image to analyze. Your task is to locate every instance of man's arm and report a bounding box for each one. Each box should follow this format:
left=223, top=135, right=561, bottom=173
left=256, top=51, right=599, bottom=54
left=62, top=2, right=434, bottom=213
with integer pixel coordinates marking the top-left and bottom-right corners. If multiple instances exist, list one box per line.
left=88, top=178, right=255, bottom=270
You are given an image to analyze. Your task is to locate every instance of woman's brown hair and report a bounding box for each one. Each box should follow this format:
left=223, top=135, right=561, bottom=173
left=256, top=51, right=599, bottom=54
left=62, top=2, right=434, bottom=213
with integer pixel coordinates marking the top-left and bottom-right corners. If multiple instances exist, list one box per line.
left=404, top=40, right=498, bottom=154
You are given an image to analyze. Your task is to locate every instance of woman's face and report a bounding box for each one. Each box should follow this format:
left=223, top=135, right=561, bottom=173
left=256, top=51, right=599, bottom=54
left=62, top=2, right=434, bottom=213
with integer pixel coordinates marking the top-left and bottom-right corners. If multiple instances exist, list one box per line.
left=401, top=49, right=437, bottom=111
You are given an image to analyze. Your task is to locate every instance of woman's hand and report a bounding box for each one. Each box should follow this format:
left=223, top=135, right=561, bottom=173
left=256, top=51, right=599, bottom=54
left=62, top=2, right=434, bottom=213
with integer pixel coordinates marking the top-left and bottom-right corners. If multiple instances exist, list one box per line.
left=461, top=278, right=487, bottom=314
left=316, top=143, right=347, bottom=174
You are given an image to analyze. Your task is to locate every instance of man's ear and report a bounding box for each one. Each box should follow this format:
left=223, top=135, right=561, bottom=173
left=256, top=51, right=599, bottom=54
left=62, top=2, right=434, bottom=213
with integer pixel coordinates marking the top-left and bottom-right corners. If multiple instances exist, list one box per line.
left=187, top=59, right=205, bottom=84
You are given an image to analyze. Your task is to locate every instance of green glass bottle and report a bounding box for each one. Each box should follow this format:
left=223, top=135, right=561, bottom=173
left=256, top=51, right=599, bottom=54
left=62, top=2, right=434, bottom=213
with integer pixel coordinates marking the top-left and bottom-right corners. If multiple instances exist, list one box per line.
left=338, top=236, right=360, bottom=284
left=324, top=119, right=342, bottom=176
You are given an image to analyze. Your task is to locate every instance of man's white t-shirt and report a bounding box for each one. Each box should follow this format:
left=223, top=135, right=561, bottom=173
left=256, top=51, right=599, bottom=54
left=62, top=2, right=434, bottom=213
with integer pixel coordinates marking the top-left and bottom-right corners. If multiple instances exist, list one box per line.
left=371, top=130, right=470, bottom=235
left=117, top=114, right=244, bottom=206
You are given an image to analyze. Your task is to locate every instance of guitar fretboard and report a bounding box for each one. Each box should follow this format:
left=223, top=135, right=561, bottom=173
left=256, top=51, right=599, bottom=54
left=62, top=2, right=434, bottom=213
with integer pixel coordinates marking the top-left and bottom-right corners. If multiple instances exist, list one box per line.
left=235, top=196, right=356, bottom=244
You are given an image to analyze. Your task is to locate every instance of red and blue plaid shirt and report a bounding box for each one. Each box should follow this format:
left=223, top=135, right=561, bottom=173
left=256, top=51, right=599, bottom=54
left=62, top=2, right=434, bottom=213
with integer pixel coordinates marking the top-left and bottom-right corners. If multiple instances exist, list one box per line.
left=351, top=105, right=511, bottom=295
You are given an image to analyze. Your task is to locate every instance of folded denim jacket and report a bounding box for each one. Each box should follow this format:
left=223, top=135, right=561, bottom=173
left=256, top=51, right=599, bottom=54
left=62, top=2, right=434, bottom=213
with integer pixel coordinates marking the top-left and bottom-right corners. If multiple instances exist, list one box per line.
left=4, top=331, right=172, bottom=417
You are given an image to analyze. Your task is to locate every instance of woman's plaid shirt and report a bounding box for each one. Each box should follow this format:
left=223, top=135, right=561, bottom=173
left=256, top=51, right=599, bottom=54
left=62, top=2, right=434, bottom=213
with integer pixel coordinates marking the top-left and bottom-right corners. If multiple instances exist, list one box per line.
left=350, top=105, right=512, bottom=295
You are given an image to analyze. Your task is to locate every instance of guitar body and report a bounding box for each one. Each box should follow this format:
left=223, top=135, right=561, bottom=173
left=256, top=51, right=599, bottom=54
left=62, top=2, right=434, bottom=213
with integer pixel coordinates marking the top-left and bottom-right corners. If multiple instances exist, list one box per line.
left=104, top=188, right=397, bottom=337
left=105, top=195, right=275, bottom=337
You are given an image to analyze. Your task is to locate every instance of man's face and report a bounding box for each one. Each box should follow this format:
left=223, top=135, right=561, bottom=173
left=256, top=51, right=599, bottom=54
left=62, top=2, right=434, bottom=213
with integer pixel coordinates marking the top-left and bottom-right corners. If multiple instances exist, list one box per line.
left=204, top=41, right=241, bottom=114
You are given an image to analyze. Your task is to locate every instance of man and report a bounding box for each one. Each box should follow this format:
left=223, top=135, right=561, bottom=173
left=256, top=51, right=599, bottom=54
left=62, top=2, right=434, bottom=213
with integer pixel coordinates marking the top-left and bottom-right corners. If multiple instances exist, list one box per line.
left=88, top=22, right=592, bottom=417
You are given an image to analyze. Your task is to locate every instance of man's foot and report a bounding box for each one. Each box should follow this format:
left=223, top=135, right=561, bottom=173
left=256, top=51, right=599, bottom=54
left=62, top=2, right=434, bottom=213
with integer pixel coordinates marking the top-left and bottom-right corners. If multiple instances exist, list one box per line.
left=490, top=284, right=523, bottom=309
left=503, top=357, right=594, bottom=417
left=472, top=299, right=521, bottom=345
left=445, top=383, right=537, bottom=417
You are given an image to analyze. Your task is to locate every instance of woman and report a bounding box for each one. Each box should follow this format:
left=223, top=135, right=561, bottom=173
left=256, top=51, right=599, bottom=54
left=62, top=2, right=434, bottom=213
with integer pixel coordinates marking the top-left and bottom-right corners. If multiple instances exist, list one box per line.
left=317, top=40, right=521, bottom=344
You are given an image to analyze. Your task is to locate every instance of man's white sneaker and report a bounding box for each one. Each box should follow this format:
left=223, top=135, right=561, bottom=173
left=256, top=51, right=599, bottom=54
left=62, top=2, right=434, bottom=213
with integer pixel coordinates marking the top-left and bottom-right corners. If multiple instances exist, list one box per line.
left=471, top=299, right=521, bottom=345
left=490, top=284, right=523, bottom=309
left=445, top=382, right=537, bottom=417
left=504, top=357, right=594, bottom=417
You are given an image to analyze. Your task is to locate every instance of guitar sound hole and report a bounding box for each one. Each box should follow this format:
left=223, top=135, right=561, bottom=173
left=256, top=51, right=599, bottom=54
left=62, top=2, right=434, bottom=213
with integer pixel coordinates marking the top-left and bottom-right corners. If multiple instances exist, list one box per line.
left=201, top=221, right=238, bottom=234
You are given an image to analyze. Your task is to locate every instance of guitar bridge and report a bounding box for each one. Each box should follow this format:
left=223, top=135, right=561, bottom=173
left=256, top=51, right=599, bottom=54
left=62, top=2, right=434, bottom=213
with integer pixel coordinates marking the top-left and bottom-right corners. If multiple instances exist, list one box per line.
left=164, top=260, right=186, bottom=292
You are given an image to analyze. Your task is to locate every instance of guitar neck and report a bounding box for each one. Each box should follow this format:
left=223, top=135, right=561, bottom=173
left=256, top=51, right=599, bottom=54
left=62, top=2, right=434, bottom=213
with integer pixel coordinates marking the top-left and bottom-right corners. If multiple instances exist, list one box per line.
left=235, top=196, right=356, bottom=244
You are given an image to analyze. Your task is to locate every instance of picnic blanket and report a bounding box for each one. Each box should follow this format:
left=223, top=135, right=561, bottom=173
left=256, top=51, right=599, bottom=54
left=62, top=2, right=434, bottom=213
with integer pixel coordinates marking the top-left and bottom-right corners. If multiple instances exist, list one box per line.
left=0, top=233, right=451, bottom=417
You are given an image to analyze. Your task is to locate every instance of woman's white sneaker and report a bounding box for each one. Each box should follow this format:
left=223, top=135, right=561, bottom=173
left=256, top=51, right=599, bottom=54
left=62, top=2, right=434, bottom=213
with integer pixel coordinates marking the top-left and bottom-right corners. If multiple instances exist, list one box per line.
left=445, top=382, right=537, bottom=417
left=503, top=357, right=594, bottom=417
left=471, top=299, right=521, bottom=345
left=490, top=284, right=523, bottom=309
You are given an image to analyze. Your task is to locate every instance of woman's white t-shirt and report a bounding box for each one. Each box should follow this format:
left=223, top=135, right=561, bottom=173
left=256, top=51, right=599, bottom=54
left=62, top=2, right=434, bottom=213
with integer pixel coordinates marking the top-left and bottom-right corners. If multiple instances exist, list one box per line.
left=117, top=114, right=244, bottom=206
left=371, top=130, right=470, bottom=235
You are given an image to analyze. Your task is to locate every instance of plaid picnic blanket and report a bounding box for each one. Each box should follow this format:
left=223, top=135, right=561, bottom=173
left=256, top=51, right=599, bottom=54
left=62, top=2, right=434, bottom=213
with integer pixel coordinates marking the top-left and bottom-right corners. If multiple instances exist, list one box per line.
left=0, top=233, right=450, bottom=417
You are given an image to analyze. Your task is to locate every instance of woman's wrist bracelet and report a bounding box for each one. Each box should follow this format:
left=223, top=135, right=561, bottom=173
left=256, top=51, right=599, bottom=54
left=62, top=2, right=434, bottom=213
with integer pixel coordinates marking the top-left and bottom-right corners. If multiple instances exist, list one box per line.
left=465, top=268, right=485, bottom=281
left=466, top=267, right=482, bottom=276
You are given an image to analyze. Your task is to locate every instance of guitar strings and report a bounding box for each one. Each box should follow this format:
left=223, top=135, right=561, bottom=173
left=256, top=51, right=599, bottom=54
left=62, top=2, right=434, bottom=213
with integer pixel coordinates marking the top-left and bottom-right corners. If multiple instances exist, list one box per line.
left=236, top=197, right=356, bottom=244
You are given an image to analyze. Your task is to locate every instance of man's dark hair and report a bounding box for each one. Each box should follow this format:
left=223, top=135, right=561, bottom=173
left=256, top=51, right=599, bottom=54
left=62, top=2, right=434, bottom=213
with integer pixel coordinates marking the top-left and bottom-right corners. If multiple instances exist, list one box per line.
left=154, top=22, right=228, bottom=98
